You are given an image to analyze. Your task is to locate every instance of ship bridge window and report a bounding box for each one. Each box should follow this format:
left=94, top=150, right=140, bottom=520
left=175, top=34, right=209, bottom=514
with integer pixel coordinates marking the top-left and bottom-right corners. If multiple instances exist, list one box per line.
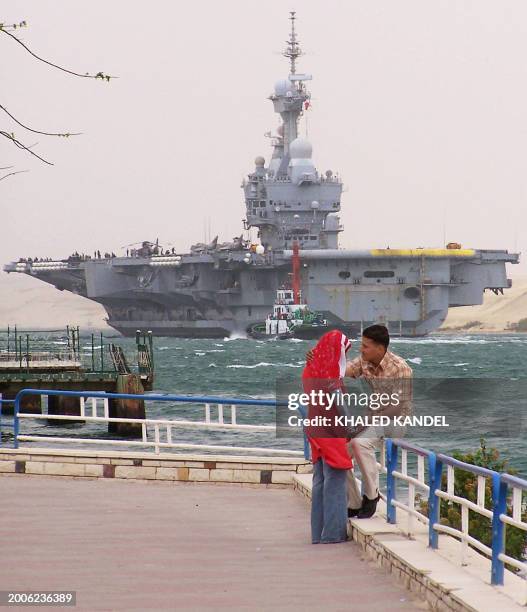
left=338, top=271, right=351, bottom=279
left=310, top=236, right=317, bottom=240
left=364, top=271, right=395, bottom=278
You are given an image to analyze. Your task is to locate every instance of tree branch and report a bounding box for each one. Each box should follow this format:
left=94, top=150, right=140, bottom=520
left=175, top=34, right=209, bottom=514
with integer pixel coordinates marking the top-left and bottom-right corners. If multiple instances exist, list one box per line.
left=0, top=169, right=29, bottom=181
left=0, top=23, right=116, bottom=81
left=0, top=131, right=53, bottom=165
left=0, top=104, right=81, bottom=137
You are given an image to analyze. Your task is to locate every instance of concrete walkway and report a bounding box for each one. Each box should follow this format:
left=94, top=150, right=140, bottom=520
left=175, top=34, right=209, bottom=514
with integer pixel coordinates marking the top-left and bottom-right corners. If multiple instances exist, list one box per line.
left=0, top=475, right=426, bottom=611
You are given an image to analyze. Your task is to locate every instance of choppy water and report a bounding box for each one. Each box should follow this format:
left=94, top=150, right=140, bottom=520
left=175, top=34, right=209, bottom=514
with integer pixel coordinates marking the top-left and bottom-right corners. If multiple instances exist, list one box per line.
left=3, top=332, right=526, bottom=477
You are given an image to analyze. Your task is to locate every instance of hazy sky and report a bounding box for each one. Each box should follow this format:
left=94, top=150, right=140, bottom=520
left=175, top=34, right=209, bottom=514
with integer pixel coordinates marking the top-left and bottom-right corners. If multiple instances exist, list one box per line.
left=1, top=0, right=525, bottom=278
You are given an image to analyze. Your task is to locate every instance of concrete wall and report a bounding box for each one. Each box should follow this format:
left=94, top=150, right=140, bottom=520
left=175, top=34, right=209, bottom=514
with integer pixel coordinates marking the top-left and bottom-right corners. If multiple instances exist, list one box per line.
left=0, top=448, right=312, bottom=486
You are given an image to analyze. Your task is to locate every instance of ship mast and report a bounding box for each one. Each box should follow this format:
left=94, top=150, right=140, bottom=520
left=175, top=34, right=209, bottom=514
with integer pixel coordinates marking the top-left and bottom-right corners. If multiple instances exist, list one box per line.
left=283, top=11, right=302, bottom=76
left=270, top=12, right=311, bottom=174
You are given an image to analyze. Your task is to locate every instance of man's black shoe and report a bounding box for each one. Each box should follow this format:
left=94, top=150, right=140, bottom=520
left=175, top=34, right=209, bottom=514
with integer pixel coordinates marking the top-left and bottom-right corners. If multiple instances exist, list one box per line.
left=347, top=506, right=361, bottom=518
left=357, top=493, right=380, bottom=519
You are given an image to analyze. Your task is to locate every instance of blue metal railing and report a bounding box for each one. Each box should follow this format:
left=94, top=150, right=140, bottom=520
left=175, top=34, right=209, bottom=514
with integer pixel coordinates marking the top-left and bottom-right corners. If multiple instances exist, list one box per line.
left=5, top=388, right=307, bottom=458
left=385, top=439, right=527, bottom=588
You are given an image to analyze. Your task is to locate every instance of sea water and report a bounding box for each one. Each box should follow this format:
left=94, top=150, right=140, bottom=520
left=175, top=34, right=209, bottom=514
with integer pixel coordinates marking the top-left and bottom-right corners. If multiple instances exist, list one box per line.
left=5, top=332, right=526, bottom=477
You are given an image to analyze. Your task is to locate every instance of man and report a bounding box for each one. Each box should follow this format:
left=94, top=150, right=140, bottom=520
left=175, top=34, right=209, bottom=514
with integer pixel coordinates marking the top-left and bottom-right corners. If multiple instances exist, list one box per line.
left=345, top=325, right=413, bottom=519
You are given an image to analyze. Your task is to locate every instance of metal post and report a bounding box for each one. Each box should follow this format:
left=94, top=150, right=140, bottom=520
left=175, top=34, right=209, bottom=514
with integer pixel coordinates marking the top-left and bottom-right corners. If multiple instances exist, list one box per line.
left=491, top=473, right=507, bottom=585
left=91, top=333, right=95, bottom=371
left=14, top=325, right=18, bottom=361
left=386, top=439, right=398, bottom=524
left=26, top=334, right=30, bottom=374
left=66, top=325, right=70, bottom=348
left=7, top=325, right=10, bottom=354
left=428, top=453, right=442, bottom=549
left=18, top=337, right=22, bottom=368
left=297, top=404, right=310, bottom=461
left=100, top=332, right=104, bottom=372
left=70, top=327, right=75, bottom=359
left=148, top=331, right=154, bottom=371
left=77, top=326, right=80, bottom=356
left=13, top=392, right=20, bottom=449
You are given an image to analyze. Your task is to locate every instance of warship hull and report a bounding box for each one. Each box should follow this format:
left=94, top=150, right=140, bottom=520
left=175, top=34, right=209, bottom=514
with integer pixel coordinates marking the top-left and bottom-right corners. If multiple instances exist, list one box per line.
left=6, top=247, right=517, bottom=338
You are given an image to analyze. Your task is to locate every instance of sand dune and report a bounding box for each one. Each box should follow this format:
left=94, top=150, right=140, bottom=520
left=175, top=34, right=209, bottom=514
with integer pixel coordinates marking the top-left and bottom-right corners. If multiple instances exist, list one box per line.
left=1, top=272, right=525, bottom=333
left=441, top=277, right=527, bottom=331
left=0, top=273, right=109, bottom=331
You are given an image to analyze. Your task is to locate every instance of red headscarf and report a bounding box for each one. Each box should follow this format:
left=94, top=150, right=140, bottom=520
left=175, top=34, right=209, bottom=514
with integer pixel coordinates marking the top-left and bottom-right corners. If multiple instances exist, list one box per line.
left=302, top=330, right=353, bottom=469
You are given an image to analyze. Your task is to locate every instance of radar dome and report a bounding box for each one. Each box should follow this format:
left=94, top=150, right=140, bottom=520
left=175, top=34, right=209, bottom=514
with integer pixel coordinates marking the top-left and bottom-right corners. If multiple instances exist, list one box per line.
left=274, top=79, right=294, bottom=96
left=289, top=137, right=313, bottom=159
left=325, top=215, right=340, bottom=230
left=254, top=156, right=265, bottom=167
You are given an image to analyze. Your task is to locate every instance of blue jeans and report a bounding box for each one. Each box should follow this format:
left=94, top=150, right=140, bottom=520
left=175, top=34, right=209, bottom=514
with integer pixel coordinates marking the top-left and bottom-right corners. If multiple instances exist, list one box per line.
left=311, top=458, right=348, bottom=544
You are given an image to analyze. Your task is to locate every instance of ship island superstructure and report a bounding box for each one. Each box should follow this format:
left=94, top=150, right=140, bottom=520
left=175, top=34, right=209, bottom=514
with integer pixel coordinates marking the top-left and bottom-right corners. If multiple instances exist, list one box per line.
left=4, top=12, right=519, bottom=337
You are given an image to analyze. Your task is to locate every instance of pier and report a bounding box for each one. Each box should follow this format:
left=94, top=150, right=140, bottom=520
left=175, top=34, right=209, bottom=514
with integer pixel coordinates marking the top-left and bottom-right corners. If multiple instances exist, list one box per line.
left=0, top=329, right=154, bottom=433
left=1, top=473, right=423, bottom=611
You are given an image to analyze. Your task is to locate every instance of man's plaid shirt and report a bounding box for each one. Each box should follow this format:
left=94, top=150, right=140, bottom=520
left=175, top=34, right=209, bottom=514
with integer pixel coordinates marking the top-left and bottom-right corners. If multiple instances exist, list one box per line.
left=347, top=350, right=413, bottom=416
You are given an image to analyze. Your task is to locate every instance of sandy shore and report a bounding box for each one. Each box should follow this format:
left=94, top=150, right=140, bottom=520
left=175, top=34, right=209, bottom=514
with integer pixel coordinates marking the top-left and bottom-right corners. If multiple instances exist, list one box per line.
left=440, top=276, right=527, bottom=332
left=0, top=272, right=109, bottom=330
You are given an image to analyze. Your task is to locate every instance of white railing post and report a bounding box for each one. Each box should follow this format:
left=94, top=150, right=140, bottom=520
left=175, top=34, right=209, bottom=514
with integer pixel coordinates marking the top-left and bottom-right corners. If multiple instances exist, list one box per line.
left=408, top=482, right=415, bottom=535
left=80, top=397, right=85, bottom=418
left=461, top=505, right=469, bottom=566
left=447, top=465, right=455, bottom=498
left=512, top=487, right=522, bottom=522
left=218, top=404, right=224, bottom=424
left=417, top=455, right=425, bottom=484
left=231, top=404, right=237, bottom=425
left=154, top=424, right=160, bottom=454
left=205, top=403, right=210, bottom=423
left=477, top=475, right=485, bottom=508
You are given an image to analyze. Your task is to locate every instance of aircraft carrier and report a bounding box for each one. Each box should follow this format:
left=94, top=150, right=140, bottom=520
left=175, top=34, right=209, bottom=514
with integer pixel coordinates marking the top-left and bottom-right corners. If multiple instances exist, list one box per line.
left=4, top=13, right=519, bottom=338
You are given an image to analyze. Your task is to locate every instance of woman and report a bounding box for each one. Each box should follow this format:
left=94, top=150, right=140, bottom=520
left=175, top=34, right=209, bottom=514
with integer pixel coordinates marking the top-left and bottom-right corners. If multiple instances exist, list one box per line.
left=302, top=330, right=352, bottom=544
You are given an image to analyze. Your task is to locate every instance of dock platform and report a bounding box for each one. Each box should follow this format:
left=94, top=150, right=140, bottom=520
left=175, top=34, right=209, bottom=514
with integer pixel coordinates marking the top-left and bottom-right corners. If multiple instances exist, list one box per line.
left=1, top=473, right=424, bottom=611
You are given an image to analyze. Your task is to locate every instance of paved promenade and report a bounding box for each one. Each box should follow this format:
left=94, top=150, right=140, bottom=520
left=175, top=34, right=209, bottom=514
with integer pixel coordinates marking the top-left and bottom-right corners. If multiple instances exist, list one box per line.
left=0, top=475, right=426, bottom=611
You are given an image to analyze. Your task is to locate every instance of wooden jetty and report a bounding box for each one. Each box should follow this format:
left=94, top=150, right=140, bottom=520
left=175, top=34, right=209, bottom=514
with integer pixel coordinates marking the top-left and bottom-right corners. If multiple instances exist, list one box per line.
left=0, top=327, right=154, bottom=435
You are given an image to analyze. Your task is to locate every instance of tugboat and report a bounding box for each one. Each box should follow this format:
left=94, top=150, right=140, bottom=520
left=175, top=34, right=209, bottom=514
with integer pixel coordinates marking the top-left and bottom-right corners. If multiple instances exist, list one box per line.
left=247, top=242, right=328, bottom=340
left=247, top=287, right=328, bottom=340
